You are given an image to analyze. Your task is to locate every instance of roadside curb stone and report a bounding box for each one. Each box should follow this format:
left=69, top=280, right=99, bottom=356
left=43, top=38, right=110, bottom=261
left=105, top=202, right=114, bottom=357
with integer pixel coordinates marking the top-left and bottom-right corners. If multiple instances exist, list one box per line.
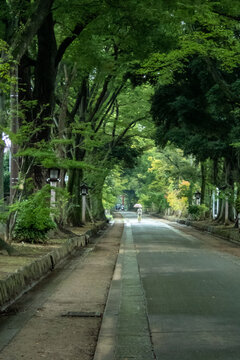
left=0, top=222, right=106, bottom=311
left=151, top=213, right=240, bottom=245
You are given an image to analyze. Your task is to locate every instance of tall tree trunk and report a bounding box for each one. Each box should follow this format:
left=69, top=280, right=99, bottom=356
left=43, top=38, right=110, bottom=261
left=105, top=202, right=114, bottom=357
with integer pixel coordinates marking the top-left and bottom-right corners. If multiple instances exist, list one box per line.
left=216, top=158, right=234, bottom=224
left=57, top=65, right=76, bottom=186
left=235, top=184, right=240, bottom=230
left=212, top=189, right=216, bottom=220
left=213, top=158, right=218, bottom=186
left=216, top=198, right=224, bottom=223
left=0, top=142, right=4, bottom=204
left=87, top=170, right=107, bottom=221
left=32, top=12, right=57, bottom=188
left=0, top=93, right=5, bottom=204
left=65, top=80, right=88, bottom=226
left=90, top=188, right=106, bottom=221
left=10, top=66, right=19, bottom=203
left=200, top=162, right=206, bottom=204
left=67, top=168, right=83, bottom=226
left=11, top=0, right=54, bottom=62
left=224, top=197, right=230, bottom=225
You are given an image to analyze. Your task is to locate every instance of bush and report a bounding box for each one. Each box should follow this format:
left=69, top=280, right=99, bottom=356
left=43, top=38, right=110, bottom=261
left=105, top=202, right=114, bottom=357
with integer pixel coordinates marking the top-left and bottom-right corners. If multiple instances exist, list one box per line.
left=188, top=204, right=209, bottom=220
left=12, top=186, right=56, bottom=243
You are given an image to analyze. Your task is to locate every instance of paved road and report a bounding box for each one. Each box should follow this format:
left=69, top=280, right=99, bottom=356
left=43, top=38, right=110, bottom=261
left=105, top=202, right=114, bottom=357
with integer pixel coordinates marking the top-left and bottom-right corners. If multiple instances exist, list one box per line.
left=131, top=212, right=240, bottom=360
left=95, top=212, right=240, bottom=360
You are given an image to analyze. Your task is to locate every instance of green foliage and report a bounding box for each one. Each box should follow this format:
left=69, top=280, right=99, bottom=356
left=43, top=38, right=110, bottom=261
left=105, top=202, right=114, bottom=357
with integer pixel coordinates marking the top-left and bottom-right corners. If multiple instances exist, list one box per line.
left=0, top=40, right=13, bottom=92
left=139, top=1, right=240, bottom=84
left=12, top=186, right=56, bottom=243
left=188, top=204, right=209, bottom=220
left=112, top=146, right=200, bottom=214
left=102, top=167, right=127, bottom=210
left=110, top=144, right=142, bottom=168
left=151, top=54, right=240, bottom=164
left=235, top=195, right=240, bottom=214
left=5, top=0, right=240, bottom=227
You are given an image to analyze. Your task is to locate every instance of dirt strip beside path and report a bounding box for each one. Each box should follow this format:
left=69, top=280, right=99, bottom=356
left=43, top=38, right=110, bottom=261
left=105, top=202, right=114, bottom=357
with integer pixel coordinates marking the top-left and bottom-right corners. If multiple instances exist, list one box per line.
left=0, top=217, right=123, bottom=360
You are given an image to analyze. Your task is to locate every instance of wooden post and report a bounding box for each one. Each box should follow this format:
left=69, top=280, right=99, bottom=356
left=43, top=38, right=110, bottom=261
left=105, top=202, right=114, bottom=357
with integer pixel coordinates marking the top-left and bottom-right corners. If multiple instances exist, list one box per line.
left=216, top=188, right=219, bottom=216
left=212, top=190, right=215, bottom=219
left=82, top=195, right=86, bottom=224
left=224, top=197, right=229, bottom=225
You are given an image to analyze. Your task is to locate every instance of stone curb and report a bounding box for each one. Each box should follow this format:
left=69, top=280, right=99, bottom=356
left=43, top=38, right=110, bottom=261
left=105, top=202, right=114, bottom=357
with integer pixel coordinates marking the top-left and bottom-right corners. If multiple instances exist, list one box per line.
left=0, top=222, right=106, bottom=311
left=177, top=219, right=240, bottom=244
left=151, top=214, right=240, bottom=245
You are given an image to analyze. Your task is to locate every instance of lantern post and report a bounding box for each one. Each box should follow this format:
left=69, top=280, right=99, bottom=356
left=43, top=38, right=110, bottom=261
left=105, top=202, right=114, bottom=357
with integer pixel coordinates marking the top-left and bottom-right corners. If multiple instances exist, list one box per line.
left=47, top=168, right=60, bottom=207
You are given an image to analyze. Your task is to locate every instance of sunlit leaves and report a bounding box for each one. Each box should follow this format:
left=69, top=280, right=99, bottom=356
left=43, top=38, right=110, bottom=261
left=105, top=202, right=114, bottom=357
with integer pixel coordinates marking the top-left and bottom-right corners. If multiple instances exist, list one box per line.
left=0, top=40, right=14, bottom=92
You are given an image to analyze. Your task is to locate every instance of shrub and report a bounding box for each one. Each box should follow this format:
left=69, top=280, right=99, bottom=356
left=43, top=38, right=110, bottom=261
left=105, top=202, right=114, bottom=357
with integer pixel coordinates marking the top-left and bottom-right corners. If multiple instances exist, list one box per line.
left=188, top=204, right=209, bottom=220
left=12, top=186, right=56, bottom=243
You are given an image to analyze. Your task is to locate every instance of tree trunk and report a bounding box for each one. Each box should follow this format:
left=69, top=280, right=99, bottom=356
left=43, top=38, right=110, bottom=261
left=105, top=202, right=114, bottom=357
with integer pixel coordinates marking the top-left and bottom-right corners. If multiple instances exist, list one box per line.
left=67, top=168, right=83, bottom=226
left=216, top=158, right=234, bottom=224
left=0, top=142, right=4, bottom=204
left=90, top=189, right=106, bottom=221
left=224, top=197, right=230, bottom=225
left=234, top=184, right=240, bottom=230
left=200, top=162, right=206, bottom=204
left=213, top=158, right=218, bottom=185
left=87, top=172, right=107, bottom=221
left=212, top=190, right=215, bottom=220
left=11, top=0, right=54, bottom=62
left=0, top=93, right=5, bottom=205
left=10, top=66, right=19, bottom=204
left=64, top=78, right=88, bottom=226
left=32, top=12, right=57, bottom=188
left=216, top=198, right=224, bottom=223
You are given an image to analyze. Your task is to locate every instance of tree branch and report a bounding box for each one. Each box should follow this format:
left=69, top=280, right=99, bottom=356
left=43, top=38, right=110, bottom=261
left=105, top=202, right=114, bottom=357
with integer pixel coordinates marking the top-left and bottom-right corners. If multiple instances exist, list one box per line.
left=11, top=0, right=54, bottom=61
left=89, top=75, right=112, bottom=126
left=114, top=116, right=146, bottom=147
left=55, top=96, right=73, bottom=124
left=55, top=24, right=84, bottom=67
left=159, top=151, right=181, bottom=170
left=204, top=57, right=238, bottom=104
left=55, top=14, right=98, bottom=67
left=111, top=100, right=118, bottom=142
left=70, top=89, right=82, bottom=119
left=212, top=10, right=240, bottom=22
left=94, top=84, right=124, bottom=133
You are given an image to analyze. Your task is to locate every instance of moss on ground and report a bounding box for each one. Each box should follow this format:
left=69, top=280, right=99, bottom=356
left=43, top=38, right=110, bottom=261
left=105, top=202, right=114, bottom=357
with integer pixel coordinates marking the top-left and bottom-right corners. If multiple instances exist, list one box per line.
left=0, top=243, right=62, bottom=280
left=0, top=222, right=102, bottom=281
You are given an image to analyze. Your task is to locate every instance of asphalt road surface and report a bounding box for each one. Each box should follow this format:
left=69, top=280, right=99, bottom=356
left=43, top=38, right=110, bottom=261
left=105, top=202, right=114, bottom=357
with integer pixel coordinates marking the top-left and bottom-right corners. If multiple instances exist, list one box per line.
left=122, top=212, right=240, bottom=360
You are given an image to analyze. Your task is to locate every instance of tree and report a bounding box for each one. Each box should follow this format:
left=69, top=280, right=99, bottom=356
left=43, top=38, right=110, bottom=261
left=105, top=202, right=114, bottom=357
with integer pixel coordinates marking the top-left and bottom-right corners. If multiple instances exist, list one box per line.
left=116, top=145, right=199, bottom=215
left=1, top=0, right=178, bottom=229
left=150, top=51, right=240, bottom=223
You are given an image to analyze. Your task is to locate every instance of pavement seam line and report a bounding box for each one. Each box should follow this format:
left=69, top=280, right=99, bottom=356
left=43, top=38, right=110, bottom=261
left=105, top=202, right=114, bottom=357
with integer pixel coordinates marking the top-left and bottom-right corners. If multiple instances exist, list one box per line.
left=94, top=218, right=155, bottom=360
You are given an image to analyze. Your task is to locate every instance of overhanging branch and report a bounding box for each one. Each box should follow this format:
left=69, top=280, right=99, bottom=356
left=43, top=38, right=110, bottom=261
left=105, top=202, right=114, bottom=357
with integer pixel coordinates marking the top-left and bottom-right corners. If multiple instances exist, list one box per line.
left=113, top=116, right=146, bottom=147
left=55, top=14, right=98, bottom=67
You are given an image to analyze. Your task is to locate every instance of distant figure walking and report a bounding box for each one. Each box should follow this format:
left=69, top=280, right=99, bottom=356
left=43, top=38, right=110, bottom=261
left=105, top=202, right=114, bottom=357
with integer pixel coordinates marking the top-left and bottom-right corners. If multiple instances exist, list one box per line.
left=137, top=207, right=142, bottom=222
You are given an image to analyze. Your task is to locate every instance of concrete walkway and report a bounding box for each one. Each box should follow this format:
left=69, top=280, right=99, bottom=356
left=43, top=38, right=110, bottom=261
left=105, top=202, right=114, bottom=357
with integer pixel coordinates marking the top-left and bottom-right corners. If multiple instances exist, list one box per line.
left=93, top=219, right=155, bottom=360
left=0, top=219, right=123, bottom=360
